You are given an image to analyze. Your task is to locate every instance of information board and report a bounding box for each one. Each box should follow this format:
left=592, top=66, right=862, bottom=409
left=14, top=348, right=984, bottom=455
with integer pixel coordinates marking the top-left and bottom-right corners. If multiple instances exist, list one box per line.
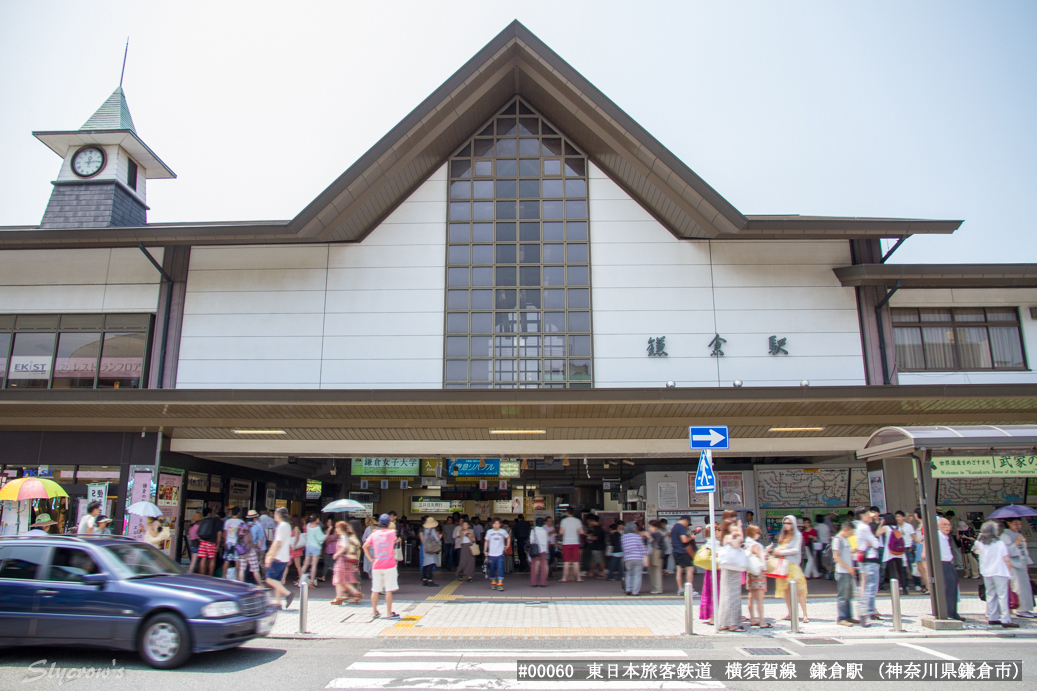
left=849, top=467, right=870, bottom=507
left=756, top=468, right=850, bottom=508
left=352, top=458, right=420, bottom=477
left=937, top=477, right=1026, bottom=505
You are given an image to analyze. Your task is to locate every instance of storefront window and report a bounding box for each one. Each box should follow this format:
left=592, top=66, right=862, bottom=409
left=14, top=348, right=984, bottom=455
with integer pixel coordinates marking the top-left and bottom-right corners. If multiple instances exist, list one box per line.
left=0, top=313, right=150, bottom=389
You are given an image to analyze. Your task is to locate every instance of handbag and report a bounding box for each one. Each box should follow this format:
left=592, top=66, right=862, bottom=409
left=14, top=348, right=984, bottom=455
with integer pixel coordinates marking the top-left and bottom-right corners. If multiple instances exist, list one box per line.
left=469, top=543, right=481, bottom=556
left=765, top=556, right=789, bottom=579
left=746, top=548, right=764, bottom=576
left=394, top=545, right=404, bottom=562
left=1010, top=588, right=1020, bottom=610
left=693, top=545, right=712, bottom=570
left=526, top=541, right=541, bottom=557
left=718, top=544, right=749, bottom=572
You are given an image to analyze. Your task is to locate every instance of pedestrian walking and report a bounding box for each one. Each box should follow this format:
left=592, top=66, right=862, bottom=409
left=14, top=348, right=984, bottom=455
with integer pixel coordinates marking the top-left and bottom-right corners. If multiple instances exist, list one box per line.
left=513, top=514, right=532, bottom=573
left=544, top=516, right=557, bottom=576
left=831, top=521, right=857, bottom=626
left=456, top=520, right=477, bottom=582
left=894, top=511, right=917, bottom=590
left=914, top=509, right=930, bottom=594
left=330, top=521, right=362, bottom=605
left=879, top=513, right=909, bottom=595
left=529, top=517, right=549, bottom=587
left=195, top=507, right=222, bottom=577
left=606, top=523, right=624, bottom=582
left=186, top=512, right=202, bottom=574
left=288, top=516, right=305, bottom=585
left=670, top=515, right=697, bottom=597
left=937, top=517, right=963, bottom=620
left=320, top=518, right=336, bottom=583
left=744, top=525, right=769, bottom=627
left=854, top=507, right=882, bottom=626
left=222, top=507, right=244, bottom=579
left=586, top=516, right=607, bottom=579
left=620, top=522, right=648, bottom=596
left=484, top=518, right=510, bottom=591
left=801, top=518, right=820, bottom=578
left=768, top=514, right=810, bottom=623
left=264, top=507, right=295, bottom=610
left=699, top=524, right=715, bottom=625
left=660, top=518, right=674, bottom=575
left=976, top=520, right=1017, bottom=628
left=559, top=508, right=585, bottom=583
left=1001, top=517, right=1036, bottom=618
left=420, top=516, right=442, bottom=586
left=303, top=514, right=325, bottom=585
left=717, top=520, right=747, bottom=632
left=243, top=509, right=266, bottom=584
left=363, top=513, right=401, bottom=619
left=647, top=520, right=665, bottom=594
left=814, top=513, right=832, bottom=579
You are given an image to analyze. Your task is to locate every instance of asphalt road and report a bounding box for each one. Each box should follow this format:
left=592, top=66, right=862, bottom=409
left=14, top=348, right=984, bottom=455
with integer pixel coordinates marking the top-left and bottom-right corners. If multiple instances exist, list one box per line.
left=0, top=635, right=1032, bottom=690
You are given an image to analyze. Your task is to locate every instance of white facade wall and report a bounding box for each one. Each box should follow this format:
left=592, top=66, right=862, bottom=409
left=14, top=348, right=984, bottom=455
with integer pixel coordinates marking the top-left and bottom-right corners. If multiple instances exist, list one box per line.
left=176, top=164, right=447, bottom=389
left=588, top=162, right=866, bottom=387
left=890, top=288, right=1037, bottom=385
left=0, top=247, right=163, bottom=313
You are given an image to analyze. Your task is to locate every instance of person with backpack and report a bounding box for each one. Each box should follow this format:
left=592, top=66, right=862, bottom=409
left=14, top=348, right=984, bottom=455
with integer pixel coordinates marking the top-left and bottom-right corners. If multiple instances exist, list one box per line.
left=419, top=516, right=442, bottom=586
left=222, top=507, right=244, bottom=579
left=196, top=507, right=223, bottom=576
left=880, top=513, right=909, bottom=596
left=236, top=511, right=262, bottom=583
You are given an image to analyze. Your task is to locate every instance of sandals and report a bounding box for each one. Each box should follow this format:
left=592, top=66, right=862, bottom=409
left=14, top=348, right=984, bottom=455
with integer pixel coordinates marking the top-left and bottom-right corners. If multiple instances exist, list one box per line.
left=759, top=623, right=774, bottom=629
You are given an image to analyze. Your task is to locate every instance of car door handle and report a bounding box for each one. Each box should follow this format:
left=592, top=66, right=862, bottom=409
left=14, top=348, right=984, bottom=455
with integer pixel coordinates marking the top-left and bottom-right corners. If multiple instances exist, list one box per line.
left=37, top=589, right=59, bottom=596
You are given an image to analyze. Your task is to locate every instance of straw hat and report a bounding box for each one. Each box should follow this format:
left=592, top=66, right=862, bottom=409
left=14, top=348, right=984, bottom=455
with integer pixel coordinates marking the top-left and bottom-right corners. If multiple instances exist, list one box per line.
left=96, top=515, right=113, bottom=525
left=30, top=513, right=57, bottom=527
left=423, top=517, right=439, bottom=529
left=246, top=509, right=259, bottom=519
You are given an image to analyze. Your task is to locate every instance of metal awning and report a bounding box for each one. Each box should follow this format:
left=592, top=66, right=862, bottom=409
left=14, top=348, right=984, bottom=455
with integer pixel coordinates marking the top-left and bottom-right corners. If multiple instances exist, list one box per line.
left=858, top=425, right=1037, bottom=460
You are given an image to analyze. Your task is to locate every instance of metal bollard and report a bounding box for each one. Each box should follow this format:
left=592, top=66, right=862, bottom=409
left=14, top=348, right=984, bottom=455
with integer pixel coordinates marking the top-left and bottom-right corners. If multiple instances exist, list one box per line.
left=789, top=580, right=800, bottom=634
left=890, top=578, right=902, bottom=632
left=298, top=574, right=309, bottom=634
left=685, top=581, right=694, bottom=635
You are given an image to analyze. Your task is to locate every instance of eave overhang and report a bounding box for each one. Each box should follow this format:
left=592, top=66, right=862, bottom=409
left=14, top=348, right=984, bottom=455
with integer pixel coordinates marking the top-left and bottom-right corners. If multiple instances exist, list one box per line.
left=33, top=129, right=176, bottom=179
left=834, top=263, right=1037, bottom=289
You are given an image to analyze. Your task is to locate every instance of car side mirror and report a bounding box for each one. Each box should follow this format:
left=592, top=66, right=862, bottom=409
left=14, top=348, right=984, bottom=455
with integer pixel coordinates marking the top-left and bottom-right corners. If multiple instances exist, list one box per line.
left=81, top=573, right=107, bottom=586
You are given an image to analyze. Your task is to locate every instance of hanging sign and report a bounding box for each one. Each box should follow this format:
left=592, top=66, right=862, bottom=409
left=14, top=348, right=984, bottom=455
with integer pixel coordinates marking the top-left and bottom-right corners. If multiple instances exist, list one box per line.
left=87, top=483, right=108, bottom=505
left=931, top=454, right=1037, bottom=478
left=449, top=458, right=501, bottom=477
left=352, top=458, right=421, bottom=477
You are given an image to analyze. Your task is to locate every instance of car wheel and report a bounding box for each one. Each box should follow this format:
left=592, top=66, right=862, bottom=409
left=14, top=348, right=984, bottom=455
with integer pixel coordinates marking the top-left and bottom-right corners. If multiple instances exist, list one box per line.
left=137, top=613, right=191, bottom=669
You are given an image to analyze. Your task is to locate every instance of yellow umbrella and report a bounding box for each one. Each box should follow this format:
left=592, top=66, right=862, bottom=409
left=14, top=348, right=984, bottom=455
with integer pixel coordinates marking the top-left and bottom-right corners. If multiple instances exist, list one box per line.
left=0, top=477, right=70, bottom=501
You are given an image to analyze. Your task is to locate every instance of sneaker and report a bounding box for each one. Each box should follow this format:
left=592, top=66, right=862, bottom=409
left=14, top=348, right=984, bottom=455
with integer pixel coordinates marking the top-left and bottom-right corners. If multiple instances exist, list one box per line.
left=677, top=589, right=684, bottom=596
left=284, top=592, right=294, bottom=610
left=1016, top=612, right=1037, bottom=619
left=838, top=620, right=854, bottom=627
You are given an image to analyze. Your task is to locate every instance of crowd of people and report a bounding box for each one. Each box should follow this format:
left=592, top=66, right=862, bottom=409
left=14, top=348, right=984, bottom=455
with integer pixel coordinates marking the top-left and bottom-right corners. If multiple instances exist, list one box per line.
left=168, top=501, right=1033, bottom=628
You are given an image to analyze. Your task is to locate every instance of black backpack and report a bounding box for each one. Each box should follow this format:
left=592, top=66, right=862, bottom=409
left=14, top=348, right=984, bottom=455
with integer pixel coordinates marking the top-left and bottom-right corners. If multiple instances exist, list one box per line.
left=197, top=517, right=219, bottom=543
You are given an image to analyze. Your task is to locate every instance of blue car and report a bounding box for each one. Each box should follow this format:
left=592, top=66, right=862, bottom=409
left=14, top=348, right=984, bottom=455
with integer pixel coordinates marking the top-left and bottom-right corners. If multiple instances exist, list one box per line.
left=0, top=534, right=277, bottom=668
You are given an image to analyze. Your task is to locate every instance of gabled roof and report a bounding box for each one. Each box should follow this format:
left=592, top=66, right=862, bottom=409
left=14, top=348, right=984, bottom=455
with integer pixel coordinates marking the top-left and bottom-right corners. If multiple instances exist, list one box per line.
left=81, top=87, right=136, bottom=133
left=2, top=21, right=960, bottom=248
left=32, top=86, right=175, bottom=180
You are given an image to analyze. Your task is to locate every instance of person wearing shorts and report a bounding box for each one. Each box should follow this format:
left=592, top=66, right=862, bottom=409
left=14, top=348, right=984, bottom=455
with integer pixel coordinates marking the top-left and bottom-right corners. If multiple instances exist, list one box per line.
left=264, top=507, right=294, bottom=609
left=364, top=514, right=401, bottom=619
left=671, top=515, right=696, bottom=596
left=559, top=508, right=585, bottom=583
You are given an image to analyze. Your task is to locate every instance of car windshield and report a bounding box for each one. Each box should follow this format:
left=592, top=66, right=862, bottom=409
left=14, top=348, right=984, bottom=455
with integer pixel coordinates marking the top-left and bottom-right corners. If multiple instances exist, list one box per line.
left=104, top=543, right=184, bottom=578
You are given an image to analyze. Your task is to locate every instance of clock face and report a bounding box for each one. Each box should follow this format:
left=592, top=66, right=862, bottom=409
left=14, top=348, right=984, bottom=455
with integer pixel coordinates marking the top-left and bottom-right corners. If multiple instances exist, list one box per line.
left=72, top=146, right=106, bottom=177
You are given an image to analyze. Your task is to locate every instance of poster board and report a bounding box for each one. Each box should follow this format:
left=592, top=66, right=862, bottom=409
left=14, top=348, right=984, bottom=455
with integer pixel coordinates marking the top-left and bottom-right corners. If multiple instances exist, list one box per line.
left=868, top=470, right=886, bottom=514
left=849, top=468, right=870, bottom=507
left=685, top=473, right=710, bottom=507
left=125, top=470, right=153, bottom=541
left=156, top=472, right=183, bottom=556
left=756, top=468, right=850, bottom=508
left=657, top=481, right=678, bottom=510
left=765, top=509, right=802, bottom=541
left=718, top=472, right=744, bottom=509
left=937, top=477, right=1026, bottom=505
left=1027, top=478, right=1037, bottom=505
left=230, top=478, right=252, bottom=503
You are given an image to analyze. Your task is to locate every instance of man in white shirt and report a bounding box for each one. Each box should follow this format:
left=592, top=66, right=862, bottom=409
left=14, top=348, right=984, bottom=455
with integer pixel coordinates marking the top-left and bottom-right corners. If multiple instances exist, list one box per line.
left=77, top=501, right=101, bottom=535
left=222, top=507, right=244, bottom=578
left=854, top=507, right=883, bottom=625
left=938, top=517, right=962, bottom=620
left=558, top=508, right=585, bottom=583
left=264, top=507, right=294, bottom=610
left=814, top=514, right=832, bottom=578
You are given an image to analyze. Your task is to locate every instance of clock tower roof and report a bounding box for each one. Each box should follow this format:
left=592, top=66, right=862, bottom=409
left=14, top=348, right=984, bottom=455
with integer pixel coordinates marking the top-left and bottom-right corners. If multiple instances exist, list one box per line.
left=80, top=87, right=137, bottom=134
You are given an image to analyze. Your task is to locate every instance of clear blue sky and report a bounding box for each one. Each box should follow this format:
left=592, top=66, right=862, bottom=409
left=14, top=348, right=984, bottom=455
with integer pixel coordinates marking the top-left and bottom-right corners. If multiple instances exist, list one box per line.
left=2, top=1, right=1035, bottom=263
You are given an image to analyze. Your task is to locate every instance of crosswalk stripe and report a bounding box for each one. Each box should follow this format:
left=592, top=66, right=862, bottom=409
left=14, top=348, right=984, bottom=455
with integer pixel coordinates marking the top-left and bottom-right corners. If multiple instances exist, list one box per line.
left=326, top=679, right=724, bottom=689
left=361, top=650, right=689, bottom=658
left=348, top=663, right=514, bottom=672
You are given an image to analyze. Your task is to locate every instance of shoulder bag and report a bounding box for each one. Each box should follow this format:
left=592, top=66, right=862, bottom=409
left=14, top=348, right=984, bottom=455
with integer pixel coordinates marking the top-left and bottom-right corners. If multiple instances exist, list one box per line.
left=718, top=544, right=749, bottom=572
left=693, top=545, right=712, bottom=570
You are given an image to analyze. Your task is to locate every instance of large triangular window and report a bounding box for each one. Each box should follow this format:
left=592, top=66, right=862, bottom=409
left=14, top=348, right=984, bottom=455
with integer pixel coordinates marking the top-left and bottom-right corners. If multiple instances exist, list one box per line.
left=444, top=98, right=592, bottom=389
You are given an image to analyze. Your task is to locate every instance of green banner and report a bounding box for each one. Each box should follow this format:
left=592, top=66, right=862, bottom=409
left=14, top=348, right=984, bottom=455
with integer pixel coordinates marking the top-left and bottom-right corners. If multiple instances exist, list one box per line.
left=931, top=454, right=1037, bottom=478
left=351, top=458, right=421, bottom=477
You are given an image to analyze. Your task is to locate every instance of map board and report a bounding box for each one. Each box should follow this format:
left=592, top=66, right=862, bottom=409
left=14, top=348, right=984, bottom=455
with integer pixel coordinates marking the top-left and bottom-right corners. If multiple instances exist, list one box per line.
left=756, top=468, right=850, bottom=508
left=849, top=468, right=870, bottom=507
left=937, top=477, right=1026, bottom=506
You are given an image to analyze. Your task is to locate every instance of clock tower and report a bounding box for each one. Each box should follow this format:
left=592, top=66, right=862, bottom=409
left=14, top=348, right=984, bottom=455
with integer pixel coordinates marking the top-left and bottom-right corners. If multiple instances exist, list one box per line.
left=34, top=86, right=175, bottom=229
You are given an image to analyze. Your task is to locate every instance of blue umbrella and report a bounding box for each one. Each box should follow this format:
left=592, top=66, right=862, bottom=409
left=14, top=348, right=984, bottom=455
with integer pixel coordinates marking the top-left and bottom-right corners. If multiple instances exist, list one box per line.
left=988, top=504, right=1037, bottom=520
left=321, top=498, right=366, bottom=513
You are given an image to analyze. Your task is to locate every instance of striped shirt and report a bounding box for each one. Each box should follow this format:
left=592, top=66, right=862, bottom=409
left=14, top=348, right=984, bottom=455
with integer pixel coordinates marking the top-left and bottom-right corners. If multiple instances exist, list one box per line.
left=621, top=532, right=647, bottom=561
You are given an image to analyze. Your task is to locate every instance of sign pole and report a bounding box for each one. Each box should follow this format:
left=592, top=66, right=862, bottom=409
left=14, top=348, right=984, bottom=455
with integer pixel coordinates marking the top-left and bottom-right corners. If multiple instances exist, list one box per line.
left=707, top=450, right=719, bottom=635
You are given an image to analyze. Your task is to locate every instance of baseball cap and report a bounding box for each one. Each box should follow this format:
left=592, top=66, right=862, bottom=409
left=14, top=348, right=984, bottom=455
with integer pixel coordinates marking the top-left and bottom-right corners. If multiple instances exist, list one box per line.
left=378, top=513, right=391, bottom=527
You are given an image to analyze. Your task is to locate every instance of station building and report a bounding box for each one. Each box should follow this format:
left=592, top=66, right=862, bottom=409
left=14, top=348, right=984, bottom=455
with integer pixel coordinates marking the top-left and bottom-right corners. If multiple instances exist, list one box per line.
left=1, top=22, right=1035, bottom=554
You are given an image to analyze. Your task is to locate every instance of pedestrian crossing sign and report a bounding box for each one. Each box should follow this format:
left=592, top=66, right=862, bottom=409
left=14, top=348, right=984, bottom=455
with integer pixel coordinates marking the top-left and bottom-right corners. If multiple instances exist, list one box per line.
left=694, top=449, right=716, bottom=493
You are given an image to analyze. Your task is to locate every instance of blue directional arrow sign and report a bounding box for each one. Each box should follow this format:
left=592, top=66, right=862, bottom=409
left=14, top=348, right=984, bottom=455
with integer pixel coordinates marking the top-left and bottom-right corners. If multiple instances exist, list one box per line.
left=689, top=425, right=729, bottom=449
left=694, top=449, right=716, bottom=493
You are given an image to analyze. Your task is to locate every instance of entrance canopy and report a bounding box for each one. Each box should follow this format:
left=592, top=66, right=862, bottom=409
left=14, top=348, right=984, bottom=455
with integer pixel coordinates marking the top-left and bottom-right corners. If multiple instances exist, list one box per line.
left=858, top=425, right=1037, bottom=460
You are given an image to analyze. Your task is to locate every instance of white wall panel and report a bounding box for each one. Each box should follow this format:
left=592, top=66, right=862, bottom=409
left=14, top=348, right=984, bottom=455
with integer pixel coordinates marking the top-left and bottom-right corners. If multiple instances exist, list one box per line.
left=589, top=161, right=866, bottom=388
left=176, top=164, right=447, bottom=389
left=0, top=247, right=162, bottom=314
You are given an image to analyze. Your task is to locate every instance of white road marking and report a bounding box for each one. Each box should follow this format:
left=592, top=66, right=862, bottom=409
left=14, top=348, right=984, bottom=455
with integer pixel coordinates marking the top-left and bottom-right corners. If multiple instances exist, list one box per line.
left=348, top=663, right=515, bottom=672
left=362, top=650, right=689, bottom=658
left=895, top=642, right=959, bottom=661
left=327, top=680, right=723, bottom=690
